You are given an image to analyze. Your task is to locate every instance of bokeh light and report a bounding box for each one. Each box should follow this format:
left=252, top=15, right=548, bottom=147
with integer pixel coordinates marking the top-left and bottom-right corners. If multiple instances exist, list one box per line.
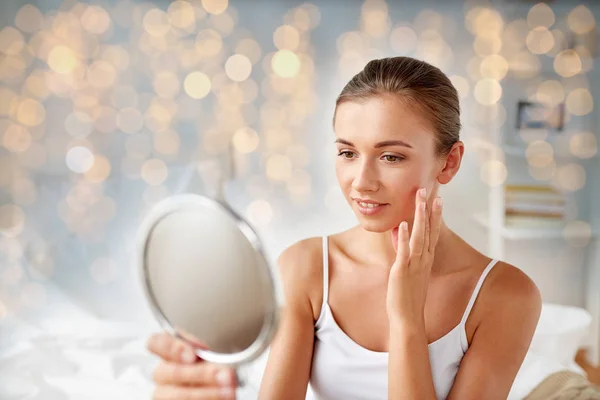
left=567, top=5, right=595, bottom=35
left=554, top=49, right=582, bottom=78
left=202, top=0, right=229, bottom=16
left=195, top=28, right=223, bottom=57
left=65, top=112, right=93, bottom=138
left=555, top=163, right=586, bottom=192
left=15, top=4, right=44, bottom=33
left=143, top=8, right=171, bottom=37
left=168, top=1, right=196, bottom=30
left=0, top=27, right=25, bottom=55
left=47, top=45, right=79, bottom=74
left=527, top=3, right=555, bottom=29
left=274, top=25, right=300, bottom=50
left=526, top=140, right=554, bottom=167
left=153, top=71, right=180, bottom=98
left=225, top=54, right=252, bottom=82
left=232, top=127, right=259, bottom=153
left=87, top=60, right=117, bottom=88
left=271, top=50, right=301, bottom=78
left=116, top=107, right=144, bottom=134
left=16, top=97, right=46, bottom=127
left=246, top=199, right=273, bottom=227
left=480, top=55, right=508, bottom=80
left=84, top=155, right=112, bottom=183
left=480, top=160, right=507, bottom=187
left=3, top=124, right=32, bottom=153
left=184, top=71, right=212, bottom=99
left=536, top=80, right=565, bottom=107
left=566, top=88, right=594, bottom=116
left=563, top=220, right=592, bottom=248
left=80, top=5, right=112, bottom=35
left=569, top=131, right=598, bottom=159
left=66, top=146, right=95, bottom=173
left=474, top=78, right=502, bottom=105
left=141, top=158, right=168, bottom=185
left=526, top=27, right=554, bottom=54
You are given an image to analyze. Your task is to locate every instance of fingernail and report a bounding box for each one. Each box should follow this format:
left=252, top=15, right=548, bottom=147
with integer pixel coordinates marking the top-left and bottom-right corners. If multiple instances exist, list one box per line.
left=401, top=221, right=408, bottom=231
left=181, top=349, right=196, bottom=364
left=419, top=188, right=426, bottom=198
left=216, top=369, right=232, bottom=386
left=220, top=387, right=235, bottom=399
left=435, top=197, right=443, bottom=207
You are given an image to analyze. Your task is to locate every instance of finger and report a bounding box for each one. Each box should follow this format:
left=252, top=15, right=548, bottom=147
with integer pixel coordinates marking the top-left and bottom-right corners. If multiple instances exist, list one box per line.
left=393, top=221, right=410, bottom=268
left=423, top=197, right=431, bottom=253
left=428, top=197, right=443, bottom=254
left=153, top=384, right=235, bottom=400
left=153, top=361, right=236, bottom=388
left=391, top=226, right=399, bottom=253
left=147, top=332, right=199, bottom=364
left=176, top=327, right=210, bottom=351
left=409, top=188, right=427, bottom=258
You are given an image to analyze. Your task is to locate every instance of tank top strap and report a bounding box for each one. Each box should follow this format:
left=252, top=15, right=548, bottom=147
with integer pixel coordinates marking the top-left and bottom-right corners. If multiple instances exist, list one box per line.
left=322, top=236, right=329, bottom=305
left=460, top=259, right=499, bottom=325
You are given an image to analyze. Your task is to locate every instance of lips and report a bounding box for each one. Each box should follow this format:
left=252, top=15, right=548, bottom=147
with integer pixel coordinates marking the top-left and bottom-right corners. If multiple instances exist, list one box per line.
left=354, top=200, right=388, bottom=216
left=353, top=198, right=388, bottom=206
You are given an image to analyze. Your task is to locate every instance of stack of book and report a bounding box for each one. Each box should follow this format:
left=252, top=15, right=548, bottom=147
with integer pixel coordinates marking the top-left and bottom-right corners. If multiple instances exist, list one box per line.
left=504, top=184, right=565, bottom=228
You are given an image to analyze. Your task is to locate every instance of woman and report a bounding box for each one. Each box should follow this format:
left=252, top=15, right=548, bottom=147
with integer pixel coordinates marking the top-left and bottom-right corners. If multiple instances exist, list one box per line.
left=146, top=56, right=542, bottom=400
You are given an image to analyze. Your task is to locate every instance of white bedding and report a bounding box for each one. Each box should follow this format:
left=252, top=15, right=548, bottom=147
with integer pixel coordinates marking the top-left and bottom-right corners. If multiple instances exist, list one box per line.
left=0, top=282, right=269, bottom=399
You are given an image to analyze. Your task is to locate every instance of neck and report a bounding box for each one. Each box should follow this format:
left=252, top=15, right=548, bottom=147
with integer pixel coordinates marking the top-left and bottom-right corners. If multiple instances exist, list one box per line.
left=358, top=218, right=456, bottom=274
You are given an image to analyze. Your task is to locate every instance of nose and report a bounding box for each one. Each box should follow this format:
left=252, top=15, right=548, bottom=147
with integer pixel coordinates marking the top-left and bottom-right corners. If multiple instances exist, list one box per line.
left=351, top=159, right=379, bottom=193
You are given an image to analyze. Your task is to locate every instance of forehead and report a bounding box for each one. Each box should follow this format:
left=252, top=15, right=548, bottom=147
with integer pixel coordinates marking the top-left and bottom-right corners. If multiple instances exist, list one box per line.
left=333, top=94, right=435, bottom=147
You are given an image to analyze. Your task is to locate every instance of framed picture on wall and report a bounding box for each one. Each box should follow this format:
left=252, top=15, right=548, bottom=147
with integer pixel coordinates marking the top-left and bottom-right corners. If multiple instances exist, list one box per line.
left=516, top=100, right=565, bottom=131
left=507, top=100, right=566, bottom=147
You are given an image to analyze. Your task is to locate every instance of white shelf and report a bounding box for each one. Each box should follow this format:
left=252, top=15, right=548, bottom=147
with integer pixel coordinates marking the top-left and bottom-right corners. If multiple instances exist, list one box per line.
left=473, top=213, right=598, bottom=241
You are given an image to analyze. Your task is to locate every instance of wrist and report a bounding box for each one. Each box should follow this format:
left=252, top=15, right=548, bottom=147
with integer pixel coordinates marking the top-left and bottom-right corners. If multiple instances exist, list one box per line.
left=389, top=316, right=426, bottom=336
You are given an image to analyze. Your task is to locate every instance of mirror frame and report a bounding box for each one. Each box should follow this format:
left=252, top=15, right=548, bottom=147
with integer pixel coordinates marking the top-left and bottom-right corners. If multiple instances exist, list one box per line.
left=137, top=193, right=280, bottom=366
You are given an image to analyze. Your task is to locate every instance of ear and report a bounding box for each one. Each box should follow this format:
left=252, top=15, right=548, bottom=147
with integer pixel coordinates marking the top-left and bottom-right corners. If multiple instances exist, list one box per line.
left=437, top=141, right=464, bottom=185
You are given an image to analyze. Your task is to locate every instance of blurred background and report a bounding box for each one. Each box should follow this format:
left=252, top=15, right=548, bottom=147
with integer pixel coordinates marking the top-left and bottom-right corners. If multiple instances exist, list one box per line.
left=0, top=0, right=599, bottom=398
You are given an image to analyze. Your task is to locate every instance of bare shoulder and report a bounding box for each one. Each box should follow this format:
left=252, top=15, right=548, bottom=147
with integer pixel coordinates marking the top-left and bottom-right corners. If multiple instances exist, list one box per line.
left=482, top=261, right=542, bottom=322
left=277, top=236, right=323, bottom=281
left=277, top=236, right=325, bottom=319
left=487, top=261, right=542, bottom=304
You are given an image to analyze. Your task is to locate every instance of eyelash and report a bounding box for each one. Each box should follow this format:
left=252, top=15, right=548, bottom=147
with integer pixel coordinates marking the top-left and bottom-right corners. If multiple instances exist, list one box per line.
left=337, top=151, right=405, bottom=163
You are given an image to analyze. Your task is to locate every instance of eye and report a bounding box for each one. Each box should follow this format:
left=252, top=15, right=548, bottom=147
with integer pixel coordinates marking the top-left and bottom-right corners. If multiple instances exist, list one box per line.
left=337, top=150, right=355, bottom=159
left=382, top=155, right=404, bottom=163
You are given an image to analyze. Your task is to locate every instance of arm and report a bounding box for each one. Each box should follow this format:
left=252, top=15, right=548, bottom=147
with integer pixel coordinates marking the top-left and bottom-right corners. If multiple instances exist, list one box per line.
left=389, top=264, right=542, bottom=400
left=258, top=240, right=317, bottom=400
left=389, top=318, right=437, bottom=399
left=447, top=264, right=542, bottom=400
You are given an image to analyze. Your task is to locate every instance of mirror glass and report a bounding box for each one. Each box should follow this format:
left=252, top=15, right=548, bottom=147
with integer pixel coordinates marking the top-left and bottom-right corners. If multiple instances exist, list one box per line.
left=138, top=194, right=280, bottom=369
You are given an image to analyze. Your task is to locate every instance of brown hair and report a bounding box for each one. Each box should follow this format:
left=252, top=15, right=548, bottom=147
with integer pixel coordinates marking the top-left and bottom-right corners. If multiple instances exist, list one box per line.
left=334, top=56, right=461, bottom=157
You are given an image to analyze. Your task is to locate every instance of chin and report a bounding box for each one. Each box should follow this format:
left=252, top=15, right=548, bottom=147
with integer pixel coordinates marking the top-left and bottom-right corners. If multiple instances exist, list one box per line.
left=355, top=216, right=396, bottom=233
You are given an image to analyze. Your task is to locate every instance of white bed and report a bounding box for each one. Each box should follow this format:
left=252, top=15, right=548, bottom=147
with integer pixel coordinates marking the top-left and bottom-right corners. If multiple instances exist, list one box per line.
left=0, top=281, right=592, bottom=400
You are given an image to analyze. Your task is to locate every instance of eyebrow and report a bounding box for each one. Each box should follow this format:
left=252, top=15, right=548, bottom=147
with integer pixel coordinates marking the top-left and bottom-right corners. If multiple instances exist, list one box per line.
left=334, top=138, right=413, bottom=149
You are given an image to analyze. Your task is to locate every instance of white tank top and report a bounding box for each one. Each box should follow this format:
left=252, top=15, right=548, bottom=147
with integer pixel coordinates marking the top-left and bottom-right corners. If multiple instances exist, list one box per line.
left=308, top=236, right=499, bottom=400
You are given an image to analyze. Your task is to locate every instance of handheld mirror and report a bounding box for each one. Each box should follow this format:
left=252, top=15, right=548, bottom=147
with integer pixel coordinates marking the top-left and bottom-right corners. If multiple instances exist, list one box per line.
left=137, top=193, right=280, bottom=386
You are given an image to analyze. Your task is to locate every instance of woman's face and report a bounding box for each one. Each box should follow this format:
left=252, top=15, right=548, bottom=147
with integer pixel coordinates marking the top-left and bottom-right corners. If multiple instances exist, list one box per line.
left=334, top=94, right=443, bottom=233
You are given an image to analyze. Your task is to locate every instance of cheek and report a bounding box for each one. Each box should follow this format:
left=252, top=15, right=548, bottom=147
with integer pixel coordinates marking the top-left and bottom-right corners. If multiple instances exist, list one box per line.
left=334, top=162, right=351, bottom=185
